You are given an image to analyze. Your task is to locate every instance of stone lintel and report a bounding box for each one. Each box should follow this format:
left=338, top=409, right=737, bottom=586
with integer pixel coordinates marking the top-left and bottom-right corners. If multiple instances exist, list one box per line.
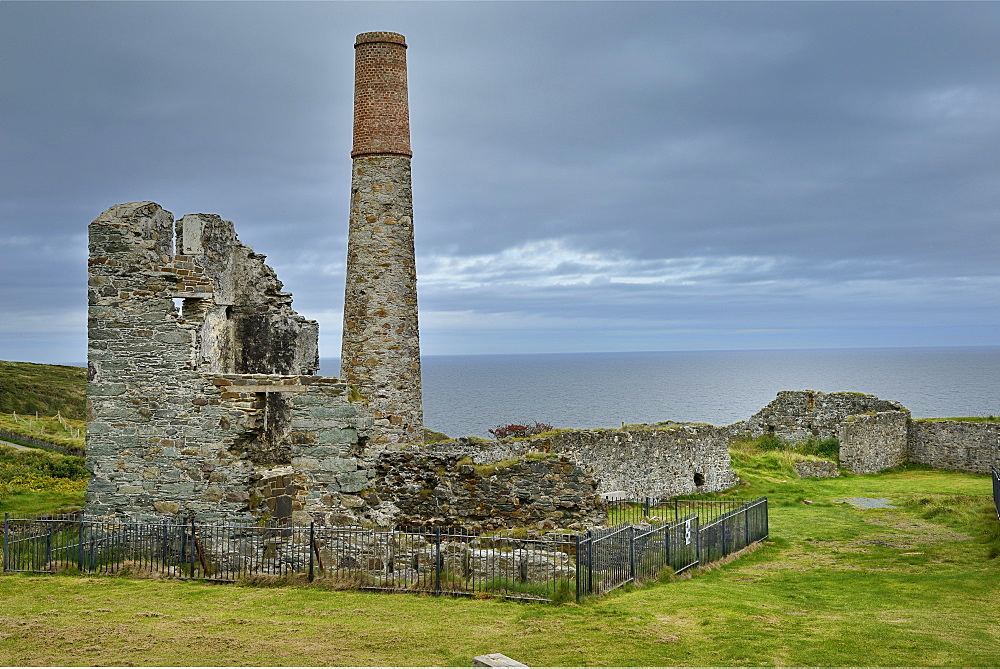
left=221, top=385, right=309, bottom=393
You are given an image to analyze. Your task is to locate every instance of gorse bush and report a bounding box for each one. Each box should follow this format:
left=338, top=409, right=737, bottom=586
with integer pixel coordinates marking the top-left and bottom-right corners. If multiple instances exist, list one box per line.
left=0, top=445, right=89, bottom=501
left=488, top=422, right=554, bottom=440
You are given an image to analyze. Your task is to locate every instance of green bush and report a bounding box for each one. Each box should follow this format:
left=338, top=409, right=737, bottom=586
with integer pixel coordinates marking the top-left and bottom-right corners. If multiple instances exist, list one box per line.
left=0, top=445, right=89, bottom=483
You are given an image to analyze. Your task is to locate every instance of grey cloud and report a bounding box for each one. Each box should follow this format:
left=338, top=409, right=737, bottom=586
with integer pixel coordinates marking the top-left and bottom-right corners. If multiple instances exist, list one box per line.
left=1, top=1, right=997, bottom=362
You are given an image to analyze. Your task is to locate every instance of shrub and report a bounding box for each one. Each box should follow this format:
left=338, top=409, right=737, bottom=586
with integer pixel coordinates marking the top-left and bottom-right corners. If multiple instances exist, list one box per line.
left=488, top=422, right=554, bottom=440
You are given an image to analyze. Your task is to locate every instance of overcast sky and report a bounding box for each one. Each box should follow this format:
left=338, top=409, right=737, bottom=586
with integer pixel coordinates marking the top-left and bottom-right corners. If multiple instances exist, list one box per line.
left=2, top=1, right=998, bottom=364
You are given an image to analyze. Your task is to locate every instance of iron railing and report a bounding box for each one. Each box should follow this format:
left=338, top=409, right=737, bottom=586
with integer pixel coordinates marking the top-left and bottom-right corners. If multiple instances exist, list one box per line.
left=579, top=497, right=768, bottom=597
left=992, top=465, right=1000, bottom=522
left=3, top=497, right=768, bottom=603
left=1, top=513, right=576, bottom=602
left=605, top=496, right=752, bottom=527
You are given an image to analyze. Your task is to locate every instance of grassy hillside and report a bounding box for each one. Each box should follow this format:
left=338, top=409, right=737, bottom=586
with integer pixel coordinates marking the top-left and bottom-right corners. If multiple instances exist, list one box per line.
left=0, top=360, right=86, bottom=420
left=0, top=412, right=86, bottom=453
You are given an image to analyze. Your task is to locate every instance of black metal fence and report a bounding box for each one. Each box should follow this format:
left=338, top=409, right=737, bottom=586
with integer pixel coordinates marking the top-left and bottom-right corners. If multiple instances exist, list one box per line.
left=605, top=496, right=752, bottom=527
left=992, top=465, right=1000, bottom=522
left=579, top=498, right=768, bottom=597
left=3, top=497, right=768, bottom=603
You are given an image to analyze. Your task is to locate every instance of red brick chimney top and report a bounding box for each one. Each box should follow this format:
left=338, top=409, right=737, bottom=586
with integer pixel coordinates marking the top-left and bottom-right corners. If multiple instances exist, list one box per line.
left=352, top=31, right=412, bottom=158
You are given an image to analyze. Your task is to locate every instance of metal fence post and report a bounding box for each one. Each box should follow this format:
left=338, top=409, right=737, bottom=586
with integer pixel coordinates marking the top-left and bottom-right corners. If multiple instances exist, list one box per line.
left=575, top=533, right=581, bottom=602
left=308, top=522, right=315, bottom=583
left=695, top=518, right=701, bottom=566
left=77, top=516, right=85, bottom=572
left=434, top=526, right=442, bottom=596
left=3, top=513, right=8, bottom=572
left=744, top=504, right=750, bottom=548
left=664, top=521, right=671, bottom=571
left=628, top=526, right=636, bottom=584
left=45, top=524, right=53, bottom=569
left=189, top=517, right=197, bottom=578
left=586, top=530, right=593, bottom=595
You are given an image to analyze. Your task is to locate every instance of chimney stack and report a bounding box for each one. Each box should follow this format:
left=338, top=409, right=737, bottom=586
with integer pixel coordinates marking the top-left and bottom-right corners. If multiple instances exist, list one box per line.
left=341, top=31, right=423, bottom=446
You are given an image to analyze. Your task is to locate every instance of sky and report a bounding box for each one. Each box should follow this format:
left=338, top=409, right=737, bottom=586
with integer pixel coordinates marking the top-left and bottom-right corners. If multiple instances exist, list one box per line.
left=2, top=1, right=998, bottom=364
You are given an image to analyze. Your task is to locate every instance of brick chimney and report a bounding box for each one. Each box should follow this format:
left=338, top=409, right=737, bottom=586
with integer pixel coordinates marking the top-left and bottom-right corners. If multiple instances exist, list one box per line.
left=341, top=31, right=423, bottom=447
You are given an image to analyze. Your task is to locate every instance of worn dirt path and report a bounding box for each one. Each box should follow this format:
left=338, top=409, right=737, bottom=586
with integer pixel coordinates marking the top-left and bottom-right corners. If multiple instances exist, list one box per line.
left=0, top=438, right=34, bottom=450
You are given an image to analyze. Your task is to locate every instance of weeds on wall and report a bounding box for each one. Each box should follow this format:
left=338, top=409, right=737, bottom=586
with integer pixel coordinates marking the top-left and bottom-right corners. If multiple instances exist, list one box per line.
left=488, top=422, right=555, bottom=440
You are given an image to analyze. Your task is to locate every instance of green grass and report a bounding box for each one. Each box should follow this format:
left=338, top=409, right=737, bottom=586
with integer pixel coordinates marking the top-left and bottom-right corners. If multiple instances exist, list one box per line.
left=423, top=427, right=451, bottom=444
left=0, top=412, right=86, bottom=453
left=2, top=445, right=998, bottom=666
left=0, top=444, right=87, bottom=513
left=0, top=360, right=86, bottom=420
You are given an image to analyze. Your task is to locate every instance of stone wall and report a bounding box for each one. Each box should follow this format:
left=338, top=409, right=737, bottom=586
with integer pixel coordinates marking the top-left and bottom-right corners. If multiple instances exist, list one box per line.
left=838, top=410, right=911, bottom=474
left=431, top=424, right=740, bottom=500
left=793, top=460, right=840, bottom=479
left=86, top=202, right=380, bottom=524
left=737, top=390, right=905, bottom=443
left=372, top=452, right=605, bottom=530
left=908, top=421, right=1000, bottom=474
left=86, top=201, right=611, bottom=530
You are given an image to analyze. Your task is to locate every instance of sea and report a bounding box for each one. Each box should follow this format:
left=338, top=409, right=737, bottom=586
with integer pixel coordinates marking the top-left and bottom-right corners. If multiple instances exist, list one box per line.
left=314, top=346, right=1000, bottom=439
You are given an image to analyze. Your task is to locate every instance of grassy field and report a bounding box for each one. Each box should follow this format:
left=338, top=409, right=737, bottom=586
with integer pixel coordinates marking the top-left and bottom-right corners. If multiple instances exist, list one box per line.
left=1, top=441, right=998, bottom=666
left=0, top=412, right=86, bottom=453
left=0, top=444, right=88, bottom=515
left=0, top=360, right=86, bottom=421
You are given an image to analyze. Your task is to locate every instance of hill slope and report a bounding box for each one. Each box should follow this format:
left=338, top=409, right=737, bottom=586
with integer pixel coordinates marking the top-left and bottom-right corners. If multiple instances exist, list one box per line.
left=0, top=360, right=86, bottom=420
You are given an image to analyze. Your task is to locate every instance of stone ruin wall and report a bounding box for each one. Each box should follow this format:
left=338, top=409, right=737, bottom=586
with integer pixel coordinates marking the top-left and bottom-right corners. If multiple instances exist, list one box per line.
left=838, top=410, right=911, bottom=475
left=735, top=390, right=906, bottom=443
left=85, top=201, right=607, bottom=530
left=430, top=424, right=740, bottom=500
left=86, top=202, right=384, bottom=525
left=908, top=421, right=1000, bottom=474
left=734, top=389, right=998, bottom=475
left=374, top=452, right=605, bottom=531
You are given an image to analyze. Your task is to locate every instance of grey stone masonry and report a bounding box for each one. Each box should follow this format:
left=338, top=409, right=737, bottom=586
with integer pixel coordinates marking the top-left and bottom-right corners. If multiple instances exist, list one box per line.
left=736, top=390, right=906, bottom=443
left=342, top=155, right=423, bottom=447
left=86, top=202, right=379, bottom=523
left=373, top=452, right=605, bottom=531
left=909, top=421, right=1000, bottom=474
left=838, top=410, right=911, bottom=474
left=430, top=424, right=740, bottom=500
left=793, top=460, right=841, bottom=479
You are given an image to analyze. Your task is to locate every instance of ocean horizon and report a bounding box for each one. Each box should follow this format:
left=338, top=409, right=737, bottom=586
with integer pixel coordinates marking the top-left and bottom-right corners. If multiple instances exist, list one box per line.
left=60, top=346, right=1000, bottom=440
left=326, top=345, right=1000, bottom=439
